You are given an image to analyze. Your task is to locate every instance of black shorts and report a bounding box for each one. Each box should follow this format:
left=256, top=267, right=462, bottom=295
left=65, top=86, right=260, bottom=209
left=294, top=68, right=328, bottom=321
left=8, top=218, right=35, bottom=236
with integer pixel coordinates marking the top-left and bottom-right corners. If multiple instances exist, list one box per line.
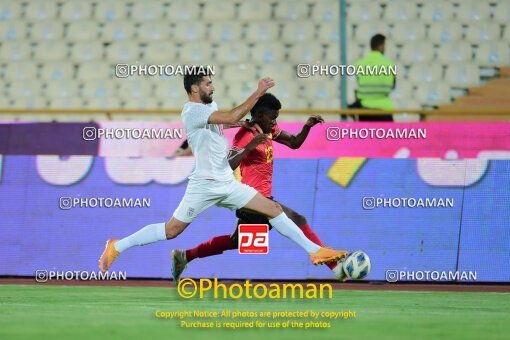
left=230, top=197, right=275, bottom=244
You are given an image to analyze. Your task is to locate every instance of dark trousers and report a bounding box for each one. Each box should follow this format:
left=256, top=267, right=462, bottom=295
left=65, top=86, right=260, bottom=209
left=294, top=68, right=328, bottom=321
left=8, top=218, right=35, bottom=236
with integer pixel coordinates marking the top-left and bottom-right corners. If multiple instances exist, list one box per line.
left=348, top=100, right=393, bottom=122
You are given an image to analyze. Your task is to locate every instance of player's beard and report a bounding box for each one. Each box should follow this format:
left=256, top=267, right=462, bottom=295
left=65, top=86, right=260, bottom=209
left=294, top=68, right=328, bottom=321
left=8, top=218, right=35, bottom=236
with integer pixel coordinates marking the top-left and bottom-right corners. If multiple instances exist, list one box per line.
left=200, top=89, right=213, bottom=104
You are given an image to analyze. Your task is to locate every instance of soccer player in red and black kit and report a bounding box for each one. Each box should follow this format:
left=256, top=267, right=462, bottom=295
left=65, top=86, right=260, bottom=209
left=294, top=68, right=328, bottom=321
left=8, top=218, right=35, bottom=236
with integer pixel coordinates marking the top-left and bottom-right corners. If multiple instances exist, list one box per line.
left=171, top=93, right=347, bottom=282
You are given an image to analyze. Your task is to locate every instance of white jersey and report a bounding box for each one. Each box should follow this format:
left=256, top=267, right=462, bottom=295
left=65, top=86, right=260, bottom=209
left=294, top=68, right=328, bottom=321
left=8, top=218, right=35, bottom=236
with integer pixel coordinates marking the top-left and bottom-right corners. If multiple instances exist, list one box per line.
left=181, top=101, right=234, bottom=181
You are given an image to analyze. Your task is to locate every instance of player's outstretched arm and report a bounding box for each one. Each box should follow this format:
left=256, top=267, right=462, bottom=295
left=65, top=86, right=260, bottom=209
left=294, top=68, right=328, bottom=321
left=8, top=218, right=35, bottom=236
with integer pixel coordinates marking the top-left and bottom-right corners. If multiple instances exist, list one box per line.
left=275, top=115, right=324, bottom=149
left=227, top=134, right=269, bottom=170
left=208, top=78, right=275, bottom=125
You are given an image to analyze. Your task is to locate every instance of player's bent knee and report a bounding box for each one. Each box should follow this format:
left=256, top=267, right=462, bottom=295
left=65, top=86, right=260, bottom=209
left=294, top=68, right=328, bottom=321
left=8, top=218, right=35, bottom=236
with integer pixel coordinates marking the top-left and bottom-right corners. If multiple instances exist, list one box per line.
left=165, top=218, right=187, bottom=239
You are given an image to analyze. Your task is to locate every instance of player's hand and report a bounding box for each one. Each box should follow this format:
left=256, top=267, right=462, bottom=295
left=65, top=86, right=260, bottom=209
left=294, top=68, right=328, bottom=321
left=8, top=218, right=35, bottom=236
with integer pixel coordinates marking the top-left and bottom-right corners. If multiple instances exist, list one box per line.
left=257, top=77, right=275, bottom=94
left=243, top=120, right=263, bottom=134
left=305, top=115, right=325, bottom=127
left=246, top=134, right=269, bottom=151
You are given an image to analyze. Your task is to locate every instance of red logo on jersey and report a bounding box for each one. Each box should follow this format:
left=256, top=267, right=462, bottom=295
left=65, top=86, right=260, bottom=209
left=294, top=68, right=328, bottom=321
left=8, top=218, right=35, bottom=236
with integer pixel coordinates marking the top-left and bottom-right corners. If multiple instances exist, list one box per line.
left=238, top=224, right=269, bottom=254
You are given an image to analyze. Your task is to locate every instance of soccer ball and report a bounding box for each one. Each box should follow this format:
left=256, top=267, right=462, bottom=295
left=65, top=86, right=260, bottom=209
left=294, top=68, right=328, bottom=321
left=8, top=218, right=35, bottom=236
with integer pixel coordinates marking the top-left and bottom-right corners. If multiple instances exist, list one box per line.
left=342, top=251, right=371, bottom=280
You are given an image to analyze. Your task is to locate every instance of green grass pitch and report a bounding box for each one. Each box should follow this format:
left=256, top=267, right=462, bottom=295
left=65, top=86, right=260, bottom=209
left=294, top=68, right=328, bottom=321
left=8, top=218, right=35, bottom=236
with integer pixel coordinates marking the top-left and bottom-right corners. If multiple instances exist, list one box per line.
left=0, top=284, right=509, bottom=340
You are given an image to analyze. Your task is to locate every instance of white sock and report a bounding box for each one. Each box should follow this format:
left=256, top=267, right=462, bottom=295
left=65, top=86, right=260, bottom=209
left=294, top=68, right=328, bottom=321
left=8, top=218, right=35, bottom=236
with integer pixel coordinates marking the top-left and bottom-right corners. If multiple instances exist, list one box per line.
left=269, top=213, right=321, bottom=254
left=114, top=223, right=167, bottom=253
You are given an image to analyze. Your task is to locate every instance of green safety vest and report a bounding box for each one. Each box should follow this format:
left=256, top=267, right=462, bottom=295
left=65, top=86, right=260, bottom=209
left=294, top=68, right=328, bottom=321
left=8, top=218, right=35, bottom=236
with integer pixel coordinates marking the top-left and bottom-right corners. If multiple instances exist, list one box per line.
left=354, top=51, right=395, bottom=110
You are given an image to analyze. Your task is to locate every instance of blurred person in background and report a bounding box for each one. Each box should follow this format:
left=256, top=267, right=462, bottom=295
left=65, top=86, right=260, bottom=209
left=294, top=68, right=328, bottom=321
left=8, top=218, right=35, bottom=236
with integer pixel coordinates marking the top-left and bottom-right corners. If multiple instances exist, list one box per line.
left=349, top=34, right=396, bottom=122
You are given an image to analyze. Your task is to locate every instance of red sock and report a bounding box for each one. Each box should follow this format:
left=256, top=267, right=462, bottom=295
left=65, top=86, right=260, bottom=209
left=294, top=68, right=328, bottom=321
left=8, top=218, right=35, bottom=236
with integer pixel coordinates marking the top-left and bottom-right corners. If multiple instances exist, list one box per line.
left=300, top=224, right=337, bottom=270
left=185, top=235, right=236, bottom=262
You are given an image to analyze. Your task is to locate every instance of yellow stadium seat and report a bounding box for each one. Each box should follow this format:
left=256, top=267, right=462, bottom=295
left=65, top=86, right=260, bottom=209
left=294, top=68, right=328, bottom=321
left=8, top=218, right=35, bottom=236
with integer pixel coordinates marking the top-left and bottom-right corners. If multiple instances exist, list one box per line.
left=131, top=1, right=165, bottom=21
left=209, top=22, right=244, bottom=43
left=7, top=80, right=43, bottom=98
left=40, top=62, right=74, bottom=81
left=144, top=42, right=177, bottom=64
left=415, top=83, right=451, bottom=106
left=475, top=42, right=510, bottom=67
left=179, top=43, right=213, bottom=63
left=437, top=42, right=473, bottom=65
left=0, top=20, right=26, bottom=41
left=216, top=42, right=249, bottom=63
left=238, top=2, right=272, bottom=20
left=173, top=22, right=207, bottom=42
left=420, top=2, right=454, bottom=23
left=30, top=21, right=64, bottom=41
left=347, top=1, right=380, bottom=23
left=71, top=42, right=104, bottom=62
left=202, top=2, right=236, bottom=20
left=456, top=1, right=491, bottom=23
left=67, top=21, right=100, bottom=41
left=81, top=80, right=117, bottom=98
left=77, top=62, right=112, bottom=81
left=317, top=22, right=340, bottom=43
left=167, top=2, right=200, bottom=21
left=0, top=41, right=31, bottom=61
left=409, top=63, right=443, bottom=84
left=33, top=42, right=68, bottom=61
left=445, top=63, right=480, bottom=88
left=137, top=21, right=172, bottom=41
left=95, top=1, right=128, bottom=21
left=26, top=1, right=58, bottom=20
left=288, top=43, right=323, bottom=63
left=0, top=1, right=22, bottom=20
left=465, top=23, right=501, bottom=43
left=384, top=1, right=417, bottom=21
left=245, top=22, right=280, bottom=43
left=312, top=0, right=339, bottom=22
left=275, top=1, right=309, bottom=21
left=399, top=41, right=435, bottom=64
left=427, top=22, right=463, bottom=43
left=4, top=61, right=37, bottom=81
left=102, top=21, right=136, bottom=41
left=49, top=97, right=85, bottom=109
left=61, top=1, right=93, bottom=21
left=105, top=42, right=140, bottom=62
left=392, top=22, right=426, bottom=43
left=45, top=81, right=79, bottom=98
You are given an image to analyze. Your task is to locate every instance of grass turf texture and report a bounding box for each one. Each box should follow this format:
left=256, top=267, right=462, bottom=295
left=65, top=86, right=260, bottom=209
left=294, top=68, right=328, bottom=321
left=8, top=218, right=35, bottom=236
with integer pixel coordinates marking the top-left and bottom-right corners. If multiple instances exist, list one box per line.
left=0, top=285, right=509, bottom=340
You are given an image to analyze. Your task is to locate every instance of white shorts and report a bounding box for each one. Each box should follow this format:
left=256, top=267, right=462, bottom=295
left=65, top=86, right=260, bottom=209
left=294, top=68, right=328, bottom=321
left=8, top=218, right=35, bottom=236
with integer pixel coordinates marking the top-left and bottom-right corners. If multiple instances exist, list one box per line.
left=173, top=178, right=258, bottom=223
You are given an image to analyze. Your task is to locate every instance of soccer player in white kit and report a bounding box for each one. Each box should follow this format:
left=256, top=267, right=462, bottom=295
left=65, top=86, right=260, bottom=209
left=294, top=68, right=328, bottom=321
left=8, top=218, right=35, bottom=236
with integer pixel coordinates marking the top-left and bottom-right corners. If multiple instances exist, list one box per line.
left=99, top=69, right=347, bottom=275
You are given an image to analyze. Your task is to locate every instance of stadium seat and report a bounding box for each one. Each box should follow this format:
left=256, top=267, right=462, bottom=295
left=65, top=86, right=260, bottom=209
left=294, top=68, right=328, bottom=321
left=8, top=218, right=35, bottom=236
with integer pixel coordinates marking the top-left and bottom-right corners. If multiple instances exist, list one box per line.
left=216, top=42, right=249, bottom=63
left=4, top=61, right=37, bottom=81
left=202, top=2, right=236, bottom=20
left=258, top=63, right=296, bottom=81
left=238, top=2, right=272, bottom=21
left=302, top=81, right=340, bottom=101
left=281, top=98, right=310, bottom=110
left=392, top=22, right=426, bottom=43
left=269, top=82, right=300, bottom=101
left=408, top=63, right=443, bottom=83
left=45, top=81, right=79, bottom=98
left=399, top=41, right=435, bottom=64
left=86, top=97, right=122, bottom=109
left=137, top=22, right=171, bottom=41
left=173, top=22, right=207, bottom=42
left=70, top=41, right=104, bottom=62
left=40, top=62, right=74, bottom=81
left=456, top=1, right=491, bottom=23
left=94, top=1, right=128, bottom=21
left=25, top=1, right=58, bottom=20
left=325, top=42, right=342, bottom=63
left=81, top=80, right=117, bottom=98
left=167, top=2, right=200, bottom=21
left=209, top=22, right=244, bottom=43
left=102, top=21, right=136, bottom=41
left=178, top=43, right=213, bottom=63
left=317, top=22, right=340, bottom=43
left=475, top=42, right=510, bottom=67
left=117, top=80, right=152, bottom=99
left=465, top=23, right=500, bottom=43
left=275, top=1, right=309, bottom=21
left=493, top=2, right=510, bottom=23
left=77, top=62, right=112, bottom=81
left=288, top=43, right=323, bottom=63
left=227, top=81, right=257, bottom=102
left=0, top=20, right=26, bottom=41
left=153, top=76, right=183, bottom=99
left=144, top=42, right=178, bottom=63
left=437, top=42, right=473, bottom=64
left=30, top=21, right=65, bottom=41
left=281, top=22, right=316, bottom=43
left=67, top=21, right=100, bottom=41
left=445, top=63, right=480, bottom=88
left=355, top=22, right=390, bottom=43
left=427, top=22, right=463, bottom=43
left=347, top=2, right=380, bottom=22
left=123, top=97, right=160, bottom=109
left=245, top=22, right=280, bottom=43
left=250, top=42, right=287, bottom=63
left=34, top=42, right=69, bottom=61
left=131, top=1, right=165, bottom=21
left=384, top=2, right=417, bottom=21
left=393, top=98, right=421, bottom=110
left=0, top=1, right=22, bottom=20
left=223, top=64, right=258, bottom=82
left=10, top=97, right=48, bottom=109
left=390, top=80, right=414, bottom=102
left=0, top=41, right=31, bottom=61
left=105, top=42, right=140, bottom=62
left=415, top=83, right=451, bottom=106
left=60, top=1, right=93, bottom=21
left=7, top=80, right=43, bottom=98
left=49, top=97, right=85, bottom=109
left=309, top=98, right=340, bottom=109
left=312, top=0, right=339, bottom=22
left=419, top=2, right=454, bottom=23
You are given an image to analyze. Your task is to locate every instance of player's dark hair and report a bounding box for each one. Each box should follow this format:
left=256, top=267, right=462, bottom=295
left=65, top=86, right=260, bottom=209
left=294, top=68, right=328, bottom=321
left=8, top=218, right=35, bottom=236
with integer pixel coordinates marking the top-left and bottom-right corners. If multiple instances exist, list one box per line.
left=183, top=66, right=213, bottom=94
left=251, top=93, right=281, bottom=117
left=370, top=34, right=385, bottom=50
